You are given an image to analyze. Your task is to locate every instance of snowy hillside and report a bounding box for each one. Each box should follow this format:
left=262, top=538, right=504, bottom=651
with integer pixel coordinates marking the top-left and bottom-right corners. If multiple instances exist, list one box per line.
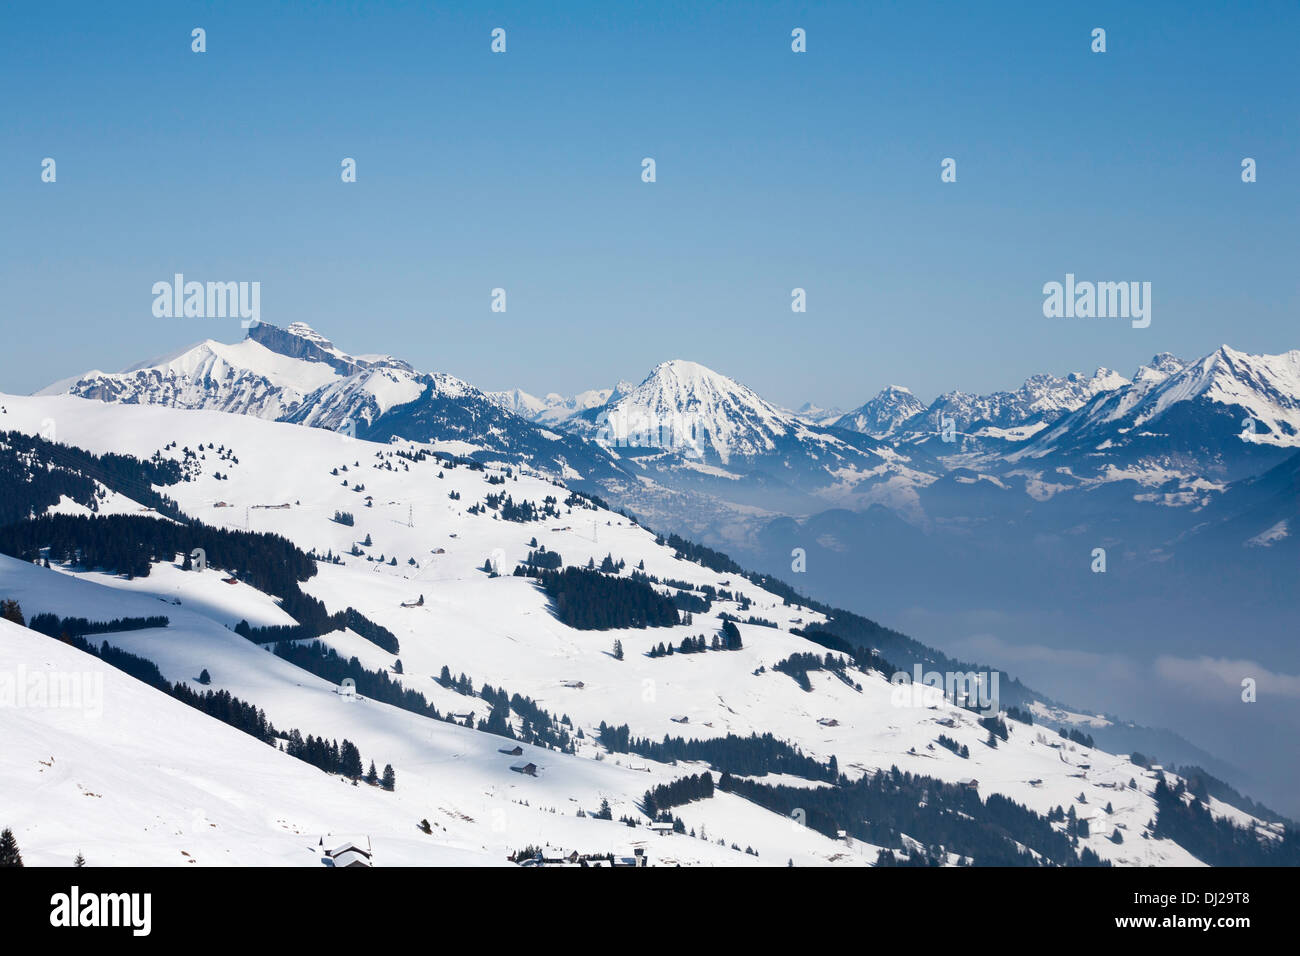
left=2, top=392, right=1288, bottom=866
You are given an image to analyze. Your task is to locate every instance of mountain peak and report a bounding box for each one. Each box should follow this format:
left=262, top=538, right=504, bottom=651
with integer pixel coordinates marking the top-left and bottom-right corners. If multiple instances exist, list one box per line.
left=631, top=359, right=772, bottom=412
left=603, top=359, right=791, bottom=462
left=646, top=359, right=732, bottom=387
left=835, top=385, right=928, bottom=438
left=284, top=322, right=330, bottom=344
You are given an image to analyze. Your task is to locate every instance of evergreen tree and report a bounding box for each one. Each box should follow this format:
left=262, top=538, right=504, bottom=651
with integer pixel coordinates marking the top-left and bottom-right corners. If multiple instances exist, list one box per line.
left=0, top=828, right=22, bottom=867
left=381, top=764, right=396, bottom=791
left=0, top=600, right=23, bottom=626
left=340, top=740, right=363, bottom=779
left=74, top=851, right=85, bottom=867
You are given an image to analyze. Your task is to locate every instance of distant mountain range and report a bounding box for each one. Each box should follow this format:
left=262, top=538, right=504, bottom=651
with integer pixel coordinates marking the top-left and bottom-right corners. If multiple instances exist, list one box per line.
left=41, top=322, right=1300, bottom=549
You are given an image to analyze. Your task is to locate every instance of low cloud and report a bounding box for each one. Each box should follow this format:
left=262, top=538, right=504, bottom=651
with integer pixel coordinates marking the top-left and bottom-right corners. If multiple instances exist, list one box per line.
left=1153, top=655, right=1300, bottom=700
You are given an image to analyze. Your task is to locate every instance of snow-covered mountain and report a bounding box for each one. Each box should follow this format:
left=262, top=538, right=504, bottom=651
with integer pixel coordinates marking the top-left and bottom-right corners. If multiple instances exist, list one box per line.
left=41, top=322, right=423, bottom=427
left=834, top=386, right=927, bottom=438
left=572, top=359, right=946, bottom=529
left=1012, top=346, right=1300, bottom=484
left=837, top=367, right=1131, bottom=448
left=599, top=359, right=804, bottom=463
left=487, top=384, right=635, bottom=426
left=787, top=402, right=847, bottom=427
left=42, top=322, right=629, bottom=486
left=3, top=392, right=1288, bottom=866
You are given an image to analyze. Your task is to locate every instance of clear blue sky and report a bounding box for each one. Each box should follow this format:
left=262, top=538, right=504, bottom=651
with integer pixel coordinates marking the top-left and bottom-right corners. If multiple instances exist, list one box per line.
left=2, top=0, right=1296, bottom=409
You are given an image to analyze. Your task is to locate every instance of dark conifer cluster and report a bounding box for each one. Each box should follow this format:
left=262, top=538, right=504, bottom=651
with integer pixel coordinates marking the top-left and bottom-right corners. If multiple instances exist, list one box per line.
left=29, top=613, right=169, bottom=639
left=482, top=492, right=560, bottom=523
left=979, top=716, right=1011, bottom=742
left=720, top=767, right=1107, bottom=867
left=519, top=546, right=562, bottom=570
left=238, top=605, right=399, bottom=654
left=0, top=514, right=314, bottom=591
left=642, top=772, right=714, bottom=817
left=1058, top=726, right=1095, bottom=748
left=0, top=431, right=184, bottom=525
left=597, top=724, right=838, bottom=782
left=525, top=566, right=679, bottom=630
left=275, top=640, right=438, bottom=718
left=1151, top=779, right=1300, bottom=865
left=936, top=734, right=969, bottom=758
left=773, top=651, right=858, bottom=692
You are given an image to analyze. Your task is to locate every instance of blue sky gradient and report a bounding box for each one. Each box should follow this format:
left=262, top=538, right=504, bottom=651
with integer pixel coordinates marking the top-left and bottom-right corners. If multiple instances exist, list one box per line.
left=2, top=0, right=1296, bottom=408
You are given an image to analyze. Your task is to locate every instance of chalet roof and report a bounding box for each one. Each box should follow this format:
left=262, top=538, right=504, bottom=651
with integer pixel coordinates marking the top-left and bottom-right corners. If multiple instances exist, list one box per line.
left=328, top=840, right=372, bottom=858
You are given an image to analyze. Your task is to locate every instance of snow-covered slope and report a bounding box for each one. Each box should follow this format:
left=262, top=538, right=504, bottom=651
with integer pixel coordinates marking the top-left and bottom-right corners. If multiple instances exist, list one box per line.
left=0, top=613, right=496, bottom=867
left=0, top=392, right=1277, bottom=866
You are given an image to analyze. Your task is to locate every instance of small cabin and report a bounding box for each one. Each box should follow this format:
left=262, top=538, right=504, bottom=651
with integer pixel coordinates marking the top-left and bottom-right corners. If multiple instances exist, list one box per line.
left=499, top=745, right=523, bottom=756
left=510, top=761, right=538, bottom=776
left=320, top=836, right=373, bottom=868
